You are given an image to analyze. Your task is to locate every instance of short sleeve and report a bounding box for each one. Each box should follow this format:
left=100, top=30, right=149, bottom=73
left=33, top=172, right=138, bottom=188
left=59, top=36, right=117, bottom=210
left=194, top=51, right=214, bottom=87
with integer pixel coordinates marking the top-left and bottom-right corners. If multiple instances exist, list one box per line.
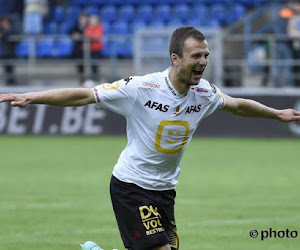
left=92, top=77, right=138, bottom=117
left=203, top=83, right=225, bottom=119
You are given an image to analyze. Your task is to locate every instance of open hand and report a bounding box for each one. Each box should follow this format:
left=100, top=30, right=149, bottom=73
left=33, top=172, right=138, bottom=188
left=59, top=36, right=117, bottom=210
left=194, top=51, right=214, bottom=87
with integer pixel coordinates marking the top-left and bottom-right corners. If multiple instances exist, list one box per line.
left=278, top=109, right=300, bottom=122
left=0, top=93, right=29, bottom=107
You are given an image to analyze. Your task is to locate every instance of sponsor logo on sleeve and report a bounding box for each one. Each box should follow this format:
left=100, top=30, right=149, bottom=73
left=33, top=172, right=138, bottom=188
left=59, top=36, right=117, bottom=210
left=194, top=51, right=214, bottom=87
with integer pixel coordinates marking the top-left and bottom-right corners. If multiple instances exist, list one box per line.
left=124, top=77, right=133, bottom=85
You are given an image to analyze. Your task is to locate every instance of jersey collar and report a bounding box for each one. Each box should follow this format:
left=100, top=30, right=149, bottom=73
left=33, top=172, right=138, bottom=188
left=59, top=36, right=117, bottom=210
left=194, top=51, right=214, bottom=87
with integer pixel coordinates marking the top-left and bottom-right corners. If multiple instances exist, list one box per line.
left=164, top=69, right=189, bottom=98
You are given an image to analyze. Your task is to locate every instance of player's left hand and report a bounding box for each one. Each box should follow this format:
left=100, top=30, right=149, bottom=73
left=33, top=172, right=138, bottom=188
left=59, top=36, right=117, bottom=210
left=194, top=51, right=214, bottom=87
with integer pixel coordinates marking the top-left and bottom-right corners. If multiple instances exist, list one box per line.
left=278, top=109, right=300, bottom=122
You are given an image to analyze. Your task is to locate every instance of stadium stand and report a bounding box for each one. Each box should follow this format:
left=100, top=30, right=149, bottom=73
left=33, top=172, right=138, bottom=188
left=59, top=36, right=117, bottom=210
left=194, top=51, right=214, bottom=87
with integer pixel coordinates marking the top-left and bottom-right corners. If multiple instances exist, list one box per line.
left=0, top=0, right=286, bottom=62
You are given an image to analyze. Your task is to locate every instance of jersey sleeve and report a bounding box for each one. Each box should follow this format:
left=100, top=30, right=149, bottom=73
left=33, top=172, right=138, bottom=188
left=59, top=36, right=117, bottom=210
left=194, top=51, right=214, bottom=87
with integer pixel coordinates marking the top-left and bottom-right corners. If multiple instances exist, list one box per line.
left=203, top=83, right=225, bottom=118
left=92, top=77, right=138, bottom=117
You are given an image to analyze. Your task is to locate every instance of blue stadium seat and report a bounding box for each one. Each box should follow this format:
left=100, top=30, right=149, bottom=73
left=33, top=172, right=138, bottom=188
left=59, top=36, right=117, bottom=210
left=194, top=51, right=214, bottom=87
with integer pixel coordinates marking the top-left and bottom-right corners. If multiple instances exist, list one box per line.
left=131, top=19, right=147, bottom=33
left=136, top=5, right=153, bottom=23
left=162, top=0, right=176, bottom=4
left=148, top=19, right=165, bottom=28
left=153, top=5, right=171, bottom=23
left=208, top=0, right=230, bottom=4
left=190, top=5, right=209, bottom=26
left=84, top=5, right=100, bottom=15
left=36, top=38, right=55, bottom=57
left=102, top=21, right=111, bottom=34
left=117, top=38, right=133, bottom=57
left=70, top=0, right=88, bottom=7
left=185, top=18, right=201, bottom=27
left=173, top=4, right=189, bottom=22
left=118, top=5, right=135, bottom=22
left=65, top=6, right=81, bottom=24
left=126, top=0, right=141, bottom=5
left=15, top=39, right=33, bottom=58
left=167, top=17, right=184, bottom=27
left=51, top=5, right=65, bottom=23
left=230, top=4, right=246, bottom=24
left=108, top=0, right=124, bottom=6
left=235, top=0, right=256, bottom=7
left=202, top=19, right=221, bottom=28
left=100, top=5, right=117, bottom=23
left=89, top=0, right=106, bottom=6
left=101, top=40, right=118, bottom=57
left=59, top=22, right=73, bottom=34
left=254, top=0, right=268, bottom=6
left=142, top=0, right=158, bottom=5
left=209, top=4, right=228, bottom=26
left=44, top=21, right=59, bottom=34
left=53, top=38, right=74, bottom=57
left=110, top=21, right=131, bottom=34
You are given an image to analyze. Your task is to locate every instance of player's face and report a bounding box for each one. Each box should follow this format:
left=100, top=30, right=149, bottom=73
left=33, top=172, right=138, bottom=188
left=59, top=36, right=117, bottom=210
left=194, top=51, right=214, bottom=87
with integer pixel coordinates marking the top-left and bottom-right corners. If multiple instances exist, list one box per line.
left=176, top=38, right=209, bottom=86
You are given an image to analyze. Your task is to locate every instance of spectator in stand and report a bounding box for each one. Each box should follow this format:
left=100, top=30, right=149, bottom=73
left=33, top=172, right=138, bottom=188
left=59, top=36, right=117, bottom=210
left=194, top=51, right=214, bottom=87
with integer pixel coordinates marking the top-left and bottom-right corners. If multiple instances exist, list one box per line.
left=70, top=13, right=89, bottom=85
left=0, top=16, right=16, bottom=85
left=23, top=0, right=48, bottom=34
left=83, top=14, right=104, bottom=84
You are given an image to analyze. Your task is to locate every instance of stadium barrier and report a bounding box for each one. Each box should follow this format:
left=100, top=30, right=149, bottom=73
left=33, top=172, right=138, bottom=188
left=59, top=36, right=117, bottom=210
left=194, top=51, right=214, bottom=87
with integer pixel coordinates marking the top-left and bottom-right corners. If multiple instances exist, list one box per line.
left=1, top=87, right=300, bottom=137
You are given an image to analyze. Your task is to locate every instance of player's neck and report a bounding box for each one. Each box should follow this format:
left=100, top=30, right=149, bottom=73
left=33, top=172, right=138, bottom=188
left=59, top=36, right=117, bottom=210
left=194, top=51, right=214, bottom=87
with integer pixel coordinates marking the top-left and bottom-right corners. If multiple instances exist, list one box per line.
left=168, top=69, right=190, bottom=94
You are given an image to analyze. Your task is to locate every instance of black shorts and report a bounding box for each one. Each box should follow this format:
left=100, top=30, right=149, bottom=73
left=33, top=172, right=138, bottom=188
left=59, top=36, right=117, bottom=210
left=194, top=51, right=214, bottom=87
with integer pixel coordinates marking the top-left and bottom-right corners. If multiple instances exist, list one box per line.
left=110, top=175, right=179, bottom=250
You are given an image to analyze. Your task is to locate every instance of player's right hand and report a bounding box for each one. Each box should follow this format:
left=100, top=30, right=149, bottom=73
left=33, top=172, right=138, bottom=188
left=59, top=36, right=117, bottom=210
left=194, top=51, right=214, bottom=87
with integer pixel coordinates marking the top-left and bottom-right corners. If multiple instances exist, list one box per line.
left=0, top=93, right=29, bottom=107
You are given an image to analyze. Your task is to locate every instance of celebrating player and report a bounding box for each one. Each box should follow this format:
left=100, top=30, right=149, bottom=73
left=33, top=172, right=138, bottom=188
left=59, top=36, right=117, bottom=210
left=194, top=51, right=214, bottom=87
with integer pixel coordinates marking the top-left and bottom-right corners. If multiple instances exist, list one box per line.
left=1, top=26, right=300, bottom=250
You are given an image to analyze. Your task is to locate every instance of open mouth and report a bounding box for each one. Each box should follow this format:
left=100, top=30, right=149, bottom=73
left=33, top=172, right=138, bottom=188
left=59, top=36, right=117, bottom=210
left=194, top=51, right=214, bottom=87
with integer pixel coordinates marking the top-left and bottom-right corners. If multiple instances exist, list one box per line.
left=192, top=70, right=202, bottom=79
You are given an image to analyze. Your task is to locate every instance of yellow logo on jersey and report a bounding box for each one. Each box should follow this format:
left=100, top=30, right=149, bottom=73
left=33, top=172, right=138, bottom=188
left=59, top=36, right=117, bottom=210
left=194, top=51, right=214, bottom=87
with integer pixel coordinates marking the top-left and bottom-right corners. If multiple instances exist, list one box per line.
left=101, top=81, right=120, bottom=90
left=155, top=120, right=190, bottom=154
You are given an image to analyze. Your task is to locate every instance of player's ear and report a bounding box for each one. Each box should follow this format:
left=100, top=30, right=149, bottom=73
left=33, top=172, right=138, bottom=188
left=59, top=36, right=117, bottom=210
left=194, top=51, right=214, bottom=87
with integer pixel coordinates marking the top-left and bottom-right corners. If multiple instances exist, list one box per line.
left=171, top=53, right=180, bottom=66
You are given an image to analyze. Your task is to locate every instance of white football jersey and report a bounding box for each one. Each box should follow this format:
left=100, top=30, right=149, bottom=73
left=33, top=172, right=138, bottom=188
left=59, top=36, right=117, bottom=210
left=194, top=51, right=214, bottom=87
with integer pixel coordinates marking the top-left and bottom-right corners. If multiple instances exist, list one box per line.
left=92, top=68, right=225, bottom=190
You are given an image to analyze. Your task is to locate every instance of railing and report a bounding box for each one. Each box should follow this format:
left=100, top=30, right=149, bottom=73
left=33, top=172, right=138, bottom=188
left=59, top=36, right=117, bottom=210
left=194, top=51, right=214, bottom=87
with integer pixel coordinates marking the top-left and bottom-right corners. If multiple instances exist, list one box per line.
left=1, top=32, right=300, bottom=88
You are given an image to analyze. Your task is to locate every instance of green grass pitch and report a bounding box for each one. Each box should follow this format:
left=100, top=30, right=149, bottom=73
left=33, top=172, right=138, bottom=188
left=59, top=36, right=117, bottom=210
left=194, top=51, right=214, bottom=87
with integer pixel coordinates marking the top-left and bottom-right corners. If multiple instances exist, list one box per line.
left=0, top=136, right=299, bottom=249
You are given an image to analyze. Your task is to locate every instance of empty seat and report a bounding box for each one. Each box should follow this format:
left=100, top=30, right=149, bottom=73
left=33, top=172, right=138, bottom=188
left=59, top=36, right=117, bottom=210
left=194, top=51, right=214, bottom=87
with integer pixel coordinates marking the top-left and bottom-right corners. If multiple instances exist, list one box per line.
left=100, top=5, right=117, bottom=23
left=190, top=5, right=209, bottom=26
left=70, top=0, right=88, bottom=7
left=173, top=4, right=190, bottom=22
left=117, top=38, right=133, bottom=57
left=44, top=21, right=59, bottom=35
left=118, top=5, right=135, bottom=22
left=53, top=38, right=74, bottom=57
left=131, top=19, right=147, bottom=33
left=108, top=0, right=124, bottom=6
left=59, top=22, right=73, bottom=34
left=51, top=5, right=65, bottom=23
left=167, top=17, right=184, bottom=27
left=148, top=19, right=165, bottom=28
left=101, top=40, right=116, bottom=57
left=136, top=5, right=153, bottom=23
left=230, top=4, right=246, bottom=24
left=89, top=0, right=106, bottom=6
left=153, top=5, right=171, bottom=23
left=84, top=5, right=100, bottom=15
left=210, top=4, right=228, bottom=26
left=110, top=21, right=131, bottom=35
left=15, top=39, right=34, bottom=58
left=36, top=38, right=55, bottom=57
left=65, top=6, right=81, bottom=24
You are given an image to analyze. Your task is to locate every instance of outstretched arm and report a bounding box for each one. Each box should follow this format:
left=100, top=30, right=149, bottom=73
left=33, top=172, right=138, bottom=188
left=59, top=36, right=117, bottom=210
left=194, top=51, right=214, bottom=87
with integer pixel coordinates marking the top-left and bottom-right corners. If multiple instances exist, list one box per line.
left=0, top=88, right=95, bottom=107
left=222, top=93, right=300, bottom=122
